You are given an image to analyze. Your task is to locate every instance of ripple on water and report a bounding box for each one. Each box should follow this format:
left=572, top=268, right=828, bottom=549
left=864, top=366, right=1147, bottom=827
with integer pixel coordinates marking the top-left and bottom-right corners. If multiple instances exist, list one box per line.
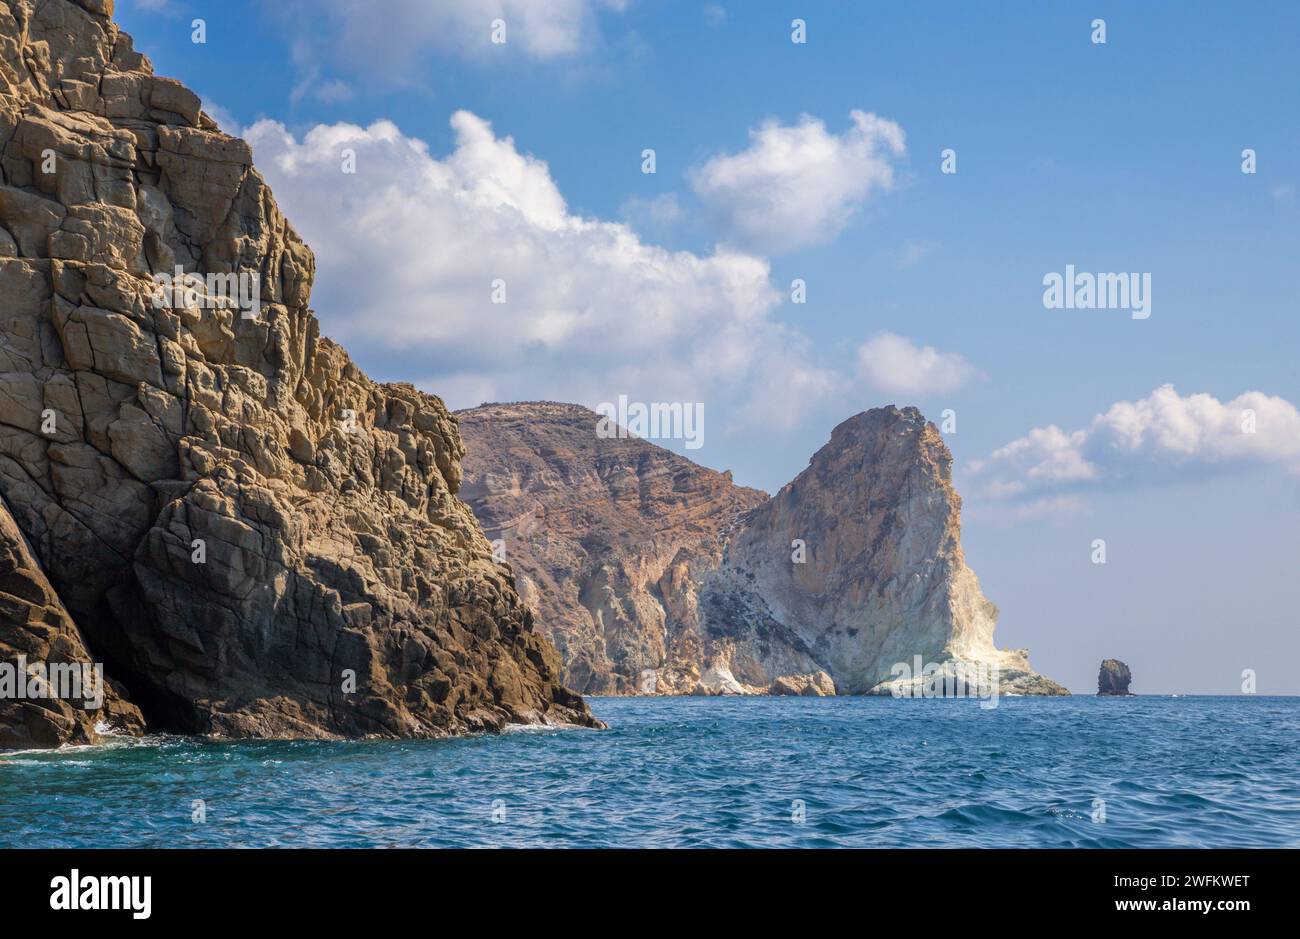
left=1, top=696, right=1298, bottom=848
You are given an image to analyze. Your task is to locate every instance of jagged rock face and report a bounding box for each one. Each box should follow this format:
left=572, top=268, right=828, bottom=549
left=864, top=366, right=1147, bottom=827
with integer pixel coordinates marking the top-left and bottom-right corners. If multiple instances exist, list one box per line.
left=0, top=494, right=143, bottom=746
left=1098, top=659, right=1133, bottom=695
left=0, top=0, right=598, bottom=746
left=457, top=401, right=769, bottom=694
left=462, top=403, right=1066, bottom=696
left=718, top=406, right=1063, bottom=695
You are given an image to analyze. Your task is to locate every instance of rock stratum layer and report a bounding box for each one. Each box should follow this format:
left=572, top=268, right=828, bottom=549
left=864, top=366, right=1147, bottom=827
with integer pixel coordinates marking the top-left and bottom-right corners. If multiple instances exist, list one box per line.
left=0, top=0, right=598, bottom=747
left=460, top=402, right=1066, bottom=697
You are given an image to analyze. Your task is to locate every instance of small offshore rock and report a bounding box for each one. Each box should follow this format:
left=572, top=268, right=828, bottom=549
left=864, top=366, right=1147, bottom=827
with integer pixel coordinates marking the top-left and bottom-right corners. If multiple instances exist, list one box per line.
left=1098, top=659, right=1134, bottom=696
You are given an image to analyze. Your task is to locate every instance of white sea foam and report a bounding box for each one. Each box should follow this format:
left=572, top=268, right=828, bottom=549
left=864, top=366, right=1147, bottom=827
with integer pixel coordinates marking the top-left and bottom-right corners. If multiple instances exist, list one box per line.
left=0, top=733, right=174, bottom=760
left=502, top=722, right=570, bottom=734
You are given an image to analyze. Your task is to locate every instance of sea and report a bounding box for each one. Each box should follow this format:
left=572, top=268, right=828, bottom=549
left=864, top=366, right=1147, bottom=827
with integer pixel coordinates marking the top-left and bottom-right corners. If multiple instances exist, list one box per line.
left=2, top=695, right=1297, bottom=848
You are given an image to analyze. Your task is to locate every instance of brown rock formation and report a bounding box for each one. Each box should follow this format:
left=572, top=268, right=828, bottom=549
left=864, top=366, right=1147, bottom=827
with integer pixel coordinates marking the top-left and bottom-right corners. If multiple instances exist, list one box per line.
left=460, top=403, right=1066, bottom=697
left=0, top=0, right=598, bottom=746
left=457, top=401, right=769, bottom=694
left=768, top=671, right=836, bottom=697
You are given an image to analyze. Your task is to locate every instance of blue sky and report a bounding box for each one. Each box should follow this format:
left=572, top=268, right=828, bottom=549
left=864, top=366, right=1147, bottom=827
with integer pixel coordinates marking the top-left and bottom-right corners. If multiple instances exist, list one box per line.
left=117, top=0, right=1300, bottom=693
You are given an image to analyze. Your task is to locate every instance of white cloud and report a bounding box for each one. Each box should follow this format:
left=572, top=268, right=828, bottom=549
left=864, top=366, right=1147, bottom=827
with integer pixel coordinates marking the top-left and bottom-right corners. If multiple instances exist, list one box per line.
left=690, top=110, right=905, bottom=254
left=244, top=111, right=969, bottom=443
left=620, top=193, right=683, bottom=232
left=265, top=0, right=628, bottom=73
left=244, top=111, right=852, bottom=433
left=972, top=385, right=1300, bottom=503
left=311, top=79, right=355, bottom=104
left=855, top=333, right=979, bottom=397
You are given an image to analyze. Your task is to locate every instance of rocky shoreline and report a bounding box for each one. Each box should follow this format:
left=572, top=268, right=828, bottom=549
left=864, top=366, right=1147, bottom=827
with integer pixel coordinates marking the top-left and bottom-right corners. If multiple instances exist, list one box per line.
left=0, top=2, right=1068, bottom=752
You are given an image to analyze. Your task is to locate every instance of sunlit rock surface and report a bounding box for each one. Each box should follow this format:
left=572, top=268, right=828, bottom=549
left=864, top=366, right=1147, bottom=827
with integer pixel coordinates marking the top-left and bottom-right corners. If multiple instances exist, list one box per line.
left=460, top=402, right=1066, bottom=697
left=0, top=0, right=599, bottom=746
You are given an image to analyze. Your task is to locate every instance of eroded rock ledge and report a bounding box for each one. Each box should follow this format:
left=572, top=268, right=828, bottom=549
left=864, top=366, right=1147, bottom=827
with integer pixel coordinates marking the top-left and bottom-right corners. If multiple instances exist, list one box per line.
left=0, top=0, right=599, bottom=746
left=459, top=402, right=1067, bottom=698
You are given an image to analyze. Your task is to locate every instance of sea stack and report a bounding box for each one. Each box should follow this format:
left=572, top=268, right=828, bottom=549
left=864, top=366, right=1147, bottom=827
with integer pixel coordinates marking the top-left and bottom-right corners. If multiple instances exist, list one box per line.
left=0, top=0, right=599, bottom=745
left=1097, top=659, right=1134, bottom=695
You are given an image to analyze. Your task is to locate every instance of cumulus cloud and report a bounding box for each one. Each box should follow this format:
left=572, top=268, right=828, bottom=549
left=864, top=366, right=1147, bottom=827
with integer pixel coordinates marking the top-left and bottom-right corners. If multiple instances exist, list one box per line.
left=855, top=333, right=979, bottom=397
left=971, top=385, right=1300, bottom=504
left=244, top=111, right=858, bottom=432
left=690, top=110, right=905, bottom=254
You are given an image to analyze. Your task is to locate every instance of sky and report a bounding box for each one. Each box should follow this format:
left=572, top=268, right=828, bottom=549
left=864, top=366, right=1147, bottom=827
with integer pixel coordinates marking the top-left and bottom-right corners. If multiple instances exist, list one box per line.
left=115, top=0, right=1300, bottom=694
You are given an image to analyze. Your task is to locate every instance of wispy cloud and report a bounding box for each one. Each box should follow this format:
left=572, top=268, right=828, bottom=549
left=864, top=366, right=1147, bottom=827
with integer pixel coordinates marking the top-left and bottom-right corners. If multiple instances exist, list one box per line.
left=892, top=237, right=936, bottom=269
left=263, top=0, right=628, bottom=81
left=620, top=193, right=683, bottom=232
left=855, top=332, right=980, bottom=397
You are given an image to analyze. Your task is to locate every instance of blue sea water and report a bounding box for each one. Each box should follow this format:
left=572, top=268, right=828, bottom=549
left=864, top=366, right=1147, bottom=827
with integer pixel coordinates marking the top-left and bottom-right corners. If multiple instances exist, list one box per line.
left=2, top=695, right=1298, bottom=848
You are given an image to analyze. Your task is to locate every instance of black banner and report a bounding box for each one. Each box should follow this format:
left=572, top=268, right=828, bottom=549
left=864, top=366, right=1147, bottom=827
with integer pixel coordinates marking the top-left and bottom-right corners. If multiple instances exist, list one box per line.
left=0, top=848, right=1280, bottom=925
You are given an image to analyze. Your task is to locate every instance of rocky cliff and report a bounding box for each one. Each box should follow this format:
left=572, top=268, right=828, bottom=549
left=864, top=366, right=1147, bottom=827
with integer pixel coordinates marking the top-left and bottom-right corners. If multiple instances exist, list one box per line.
left=0, top=0, right=598, bottom=747
left=0, top=493, right=144, bottom=746
left=457, top=401, right=769, bottom=693
left=718, top=407, right=1064, bottom=695
left=460, top=403, right=1065, bottom=697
